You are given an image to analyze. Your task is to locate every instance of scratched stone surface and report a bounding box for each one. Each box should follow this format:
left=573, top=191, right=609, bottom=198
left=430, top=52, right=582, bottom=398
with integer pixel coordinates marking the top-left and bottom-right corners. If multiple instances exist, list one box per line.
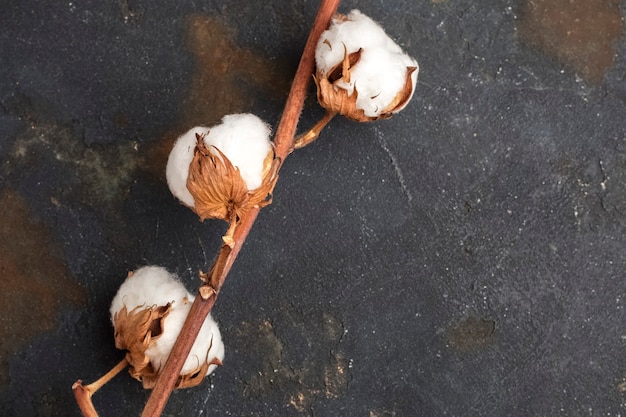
left=1, top=0, right=625, bottom=416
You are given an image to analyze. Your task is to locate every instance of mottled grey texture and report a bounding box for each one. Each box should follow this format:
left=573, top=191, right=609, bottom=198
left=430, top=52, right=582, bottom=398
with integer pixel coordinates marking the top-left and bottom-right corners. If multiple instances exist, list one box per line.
left=1, top=0, right=625, bottom=416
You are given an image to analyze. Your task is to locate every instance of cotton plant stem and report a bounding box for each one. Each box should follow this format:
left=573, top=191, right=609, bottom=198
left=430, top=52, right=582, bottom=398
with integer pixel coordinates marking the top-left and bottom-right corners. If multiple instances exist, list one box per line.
left=140, top=211, right=259, bottom=417
left=272, top=2, right=339, bottom=159
left=140, top=1, right=340, bottom=417
left=293, top=110, right=337, bottom=149
left=73, top=358, right=129, bottom=417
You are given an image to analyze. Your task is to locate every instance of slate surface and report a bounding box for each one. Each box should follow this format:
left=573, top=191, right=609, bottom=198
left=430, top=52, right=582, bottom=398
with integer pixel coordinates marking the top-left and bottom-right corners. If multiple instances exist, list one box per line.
left=1, top=0, right=625, bottom=416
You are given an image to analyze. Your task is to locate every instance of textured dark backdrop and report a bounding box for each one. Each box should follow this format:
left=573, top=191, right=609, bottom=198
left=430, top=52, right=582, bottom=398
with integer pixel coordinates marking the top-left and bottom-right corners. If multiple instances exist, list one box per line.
left=1, top=0, right=625, bottom=416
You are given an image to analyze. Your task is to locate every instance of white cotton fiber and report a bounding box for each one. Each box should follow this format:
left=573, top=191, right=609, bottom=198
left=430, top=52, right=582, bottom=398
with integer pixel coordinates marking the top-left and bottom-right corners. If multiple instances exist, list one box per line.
left=315, top=9, right=419, bottom=118
left=110, top=265, right=225, bottom=376
left=315, top=10, right=401, bottom=75
left=337, top=47, right=416, bottom=117
left=109, top=265, right=189, bottom=317
left=166, top=126, right=209, bottom=208
left=203, top=113, right=272, bottom=191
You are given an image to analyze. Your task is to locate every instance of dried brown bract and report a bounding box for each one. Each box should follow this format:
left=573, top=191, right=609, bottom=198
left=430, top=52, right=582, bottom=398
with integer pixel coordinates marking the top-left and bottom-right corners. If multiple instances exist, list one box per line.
left=113, top=304, right=171, bottom=386
left=187, top=132, right=279, bottom=244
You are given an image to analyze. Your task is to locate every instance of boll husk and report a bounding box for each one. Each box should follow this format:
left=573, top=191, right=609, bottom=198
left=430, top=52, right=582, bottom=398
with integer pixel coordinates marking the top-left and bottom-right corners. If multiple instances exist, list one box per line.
left=166, top=114, right=279, bottom=227
left=110, top=265, right=225, bottom=389
left=314, top=9, right=418, bottom=121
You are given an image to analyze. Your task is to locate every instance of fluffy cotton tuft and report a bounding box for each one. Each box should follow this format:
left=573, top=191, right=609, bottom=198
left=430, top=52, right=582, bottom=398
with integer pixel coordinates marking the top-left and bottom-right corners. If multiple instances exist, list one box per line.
left=202, top=114, right=272, bottom=190
left=166, top=126, right=209, bottom=208
left=110, top=266, right=224, bottom=377
left=165, top=114, right=273, bottom=208
left=315, top=9, right=419, bottom=118
left=109, top=265, right=190, bottom=315
left=315, top=10, right=402, bottom=74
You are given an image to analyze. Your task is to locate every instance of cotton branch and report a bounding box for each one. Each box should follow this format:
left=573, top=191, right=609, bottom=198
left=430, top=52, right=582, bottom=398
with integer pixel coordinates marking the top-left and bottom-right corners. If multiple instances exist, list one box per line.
left=139, top=1, right=341, bottom=416
left=73, top=359, right=129, bottom=417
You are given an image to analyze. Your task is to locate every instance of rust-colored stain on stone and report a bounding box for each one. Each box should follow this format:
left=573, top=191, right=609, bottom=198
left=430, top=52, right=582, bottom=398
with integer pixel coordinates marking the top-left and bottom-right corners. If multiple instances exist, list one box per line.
left=446, top=316, right=495, bottom=351
left=145, top=14, right=291, bottom=178
left=0, top=189, right=85, bottom=386
left=183, top=14, right=292, bottom=125
left=518, top=0, right=625, bottom=84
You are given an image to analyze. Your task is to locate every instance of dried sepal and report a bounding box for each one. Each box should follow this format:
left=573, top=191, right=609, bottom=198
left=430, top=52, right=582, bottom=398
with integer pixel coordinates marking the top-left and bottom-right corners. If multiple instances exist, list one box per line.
left=187, top=134, right=249, bottom=222
left=252, top=147, right=280, bottom=210
left=186, top=132, right=280, bottom=233
left=326, top=45, right=362, bottom=84
left=113, top=303, right=171, bottom=381
left=175, top=356, right=223, bottom=389
left=222, top=150, right=279, bottom=245
left=378, top=66, right=418, bottom=117
left=315, top=47, right=370, bottom=122
left=315, top=76, right=368, bottom=122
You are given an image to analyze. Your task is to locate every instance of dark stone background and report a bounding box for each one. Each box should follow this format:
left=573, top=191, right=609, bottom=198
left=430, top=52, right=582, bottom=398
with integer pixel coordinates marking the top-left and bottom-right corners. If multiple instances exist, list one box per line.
left=1, top=0, right=625, bottom=416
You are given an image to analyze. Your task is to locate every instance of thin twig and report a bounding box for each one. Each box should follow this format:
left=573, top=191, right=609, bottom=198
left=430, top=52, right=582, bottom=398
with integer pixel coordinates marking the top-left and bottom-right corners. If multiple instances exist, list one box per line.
left=139, top=1, right=340, bottom=417
left=73, top=358, right=129, bottom=417
left=293, top=110, right=337, bottom=149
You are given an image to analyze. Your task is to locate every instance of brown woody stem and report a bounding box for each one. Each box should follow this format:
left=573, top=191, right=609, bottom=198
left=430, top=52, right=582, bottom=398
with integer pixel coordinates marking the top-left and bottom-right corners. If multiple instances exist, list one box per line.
left=139, top=1, right=340, bottom=417
left=73, top=358, right=129, bottom=417
left=294, top=110, right=337, bottom=149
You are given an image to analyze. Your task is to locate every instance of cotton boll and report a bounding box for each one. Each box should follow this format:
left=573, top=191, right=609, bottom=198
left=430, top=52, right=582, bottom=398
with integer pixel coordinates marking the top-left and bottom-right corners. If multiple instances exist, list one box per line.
left=109, top=265, right=189, bottom=320
left=166, top=126, right=210, bottom=207
left=185, top=113, right=279, bottom=227
left=203, top=113, right=273, bottom=191
left=314, top=9, right=419, bottom=121
left=165, top=114, right=277, bottom=227
left=110, top=266, right=225, bottom=388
